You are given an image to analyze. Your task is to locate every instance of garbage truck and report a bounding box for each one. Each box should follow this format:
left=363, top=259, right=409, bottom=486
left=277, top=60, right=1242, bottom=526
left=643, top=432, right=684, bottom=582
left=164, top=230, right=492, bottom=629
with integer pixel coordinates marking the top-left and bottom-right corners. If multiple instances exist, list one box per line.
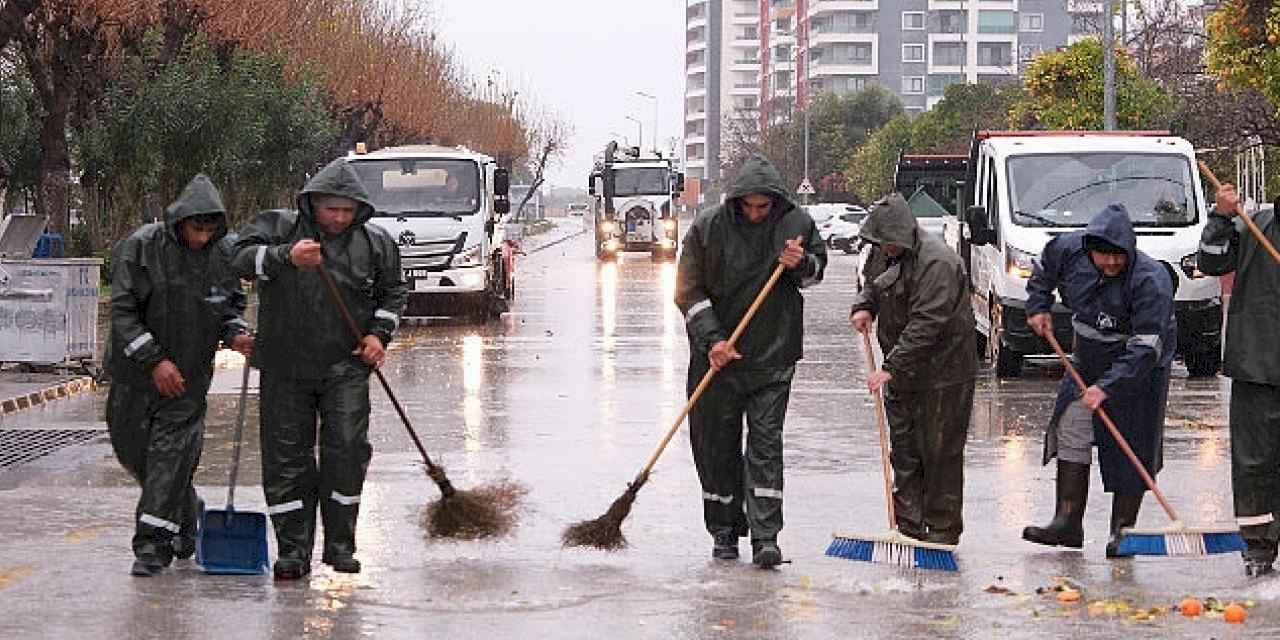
left=588, top=142, right=684, bottom=261
left=345, top=144, right=514, bottom=323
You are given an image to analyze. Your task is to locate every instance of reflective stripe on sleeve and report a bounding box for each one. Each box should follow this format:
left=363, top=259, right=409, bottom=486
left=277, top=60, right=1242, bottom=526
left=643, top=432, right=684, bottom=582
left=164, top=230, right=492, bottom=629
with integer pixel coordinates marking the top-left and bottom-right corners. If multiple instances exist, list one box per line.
left=267, top=500, right=304, bottom=515
left=374, top=309, right=400, bottom=330
left=255, top=246, right=270, bottom=281
left=686, top=299, right=713, bottom=322
left=124, top=333, right=154, bottom=357
left=1128, top=334, right=1163, bottom=360
left=1199, top=242, right=1229, bottom=255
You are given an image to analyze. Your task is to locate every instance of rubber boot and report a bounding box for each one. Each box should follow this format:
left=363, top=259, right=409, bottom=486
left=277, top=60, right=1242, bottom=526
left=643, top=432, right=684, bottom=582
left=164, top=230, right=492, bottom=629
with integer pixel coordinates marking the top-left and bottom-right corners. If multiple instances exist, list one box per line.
left=752, top=539, right=782, bottom=569
left=271, top=505, right=316, bottom=581
left=1104, top=493, right=1143, bottom=558
left=321, top=500, right=361, bottom=573
left=712, top=531, right=739, bottom=561
left=173, top=493, right=204, bottom=560
left=1022, top=461, right=1089, bottom=548
left=1243, top=539, right=1277, bottom=578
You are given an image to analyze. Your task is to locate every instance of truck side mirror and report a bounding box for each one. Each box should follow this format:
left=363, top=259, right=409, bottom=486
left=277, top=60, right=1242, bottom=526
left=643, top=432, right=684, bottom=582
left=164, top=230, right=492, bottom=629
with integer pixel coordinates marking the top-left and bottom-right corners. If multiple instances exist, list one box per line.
left=966, top=205, right=992, bottom=245
left=493, top=168, right=510, bottom=197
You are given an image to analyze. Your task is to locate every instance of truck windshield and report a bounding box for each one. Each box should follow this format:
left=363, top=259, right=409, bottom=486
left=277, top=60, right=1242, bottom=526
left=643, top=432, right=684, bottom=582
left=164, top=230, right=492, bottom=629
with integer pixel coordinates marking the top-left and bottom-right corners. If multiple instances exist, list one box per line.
left=1007, top=153, right=1198, bottom=227
left=349, top=159, right=481, bottom=216
left=613, top=167, right=669, bottom=196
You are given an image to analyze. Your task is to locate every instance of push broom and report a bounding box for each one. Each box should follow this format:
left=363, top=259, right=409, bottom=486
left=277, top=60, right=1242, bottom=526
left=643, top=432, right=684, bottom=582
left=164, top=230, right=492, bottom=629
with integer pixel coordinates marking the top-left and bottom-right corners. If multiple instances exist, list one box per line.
left=562, top=239, right=800, bottom=550
left=1044, top=332, right=1244, bottom=556
left=825, top=329, right=959, bottom=571
left=316, top=261, right=523, bottom=539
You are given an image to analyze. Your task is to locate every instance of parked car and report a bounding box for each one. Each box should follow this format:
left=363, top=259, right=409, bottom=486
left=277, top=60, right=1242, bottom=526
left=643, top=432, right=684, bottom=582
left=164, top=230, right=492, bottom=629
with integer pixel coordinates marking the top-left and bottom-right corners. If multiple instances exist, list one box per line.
left=825, top=209, right=868, bottom=253
left=805, top=203, right=865, bottom=244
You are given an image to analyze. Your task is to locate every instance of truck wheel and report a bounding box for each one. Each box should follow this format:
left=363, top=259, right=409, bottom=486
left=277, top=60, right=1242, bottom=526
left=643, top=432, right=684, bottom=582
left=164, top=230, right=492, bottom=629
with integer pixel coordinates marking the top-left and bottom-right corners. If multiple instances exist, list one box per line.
left=1185, top=348, right=1221, bottom=377
left=974, top=330, right=988, bottom=361
left=994, top=339, right=1024, bottom=377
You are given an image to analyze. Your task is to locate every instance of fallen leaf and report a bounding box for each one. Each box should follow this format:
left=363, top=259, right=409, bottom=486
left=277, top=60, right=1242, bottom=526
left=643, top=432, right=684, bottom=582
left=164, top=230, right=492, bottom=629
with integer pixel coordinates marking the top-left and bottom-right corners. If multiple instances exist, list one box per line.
left=984, top=585, right=1014, bottom=595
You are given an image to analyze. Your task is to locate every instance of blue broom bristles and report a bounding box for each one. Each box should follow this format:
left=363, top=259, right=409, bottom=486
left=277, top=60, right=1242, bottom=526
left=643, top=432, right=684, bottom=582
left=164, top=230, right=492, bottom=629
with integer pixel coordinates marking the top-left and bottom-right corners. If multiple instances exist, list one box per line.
left=826, top=534, right=958, bottom=572
left=1115, top=529, right=1247, bottom=557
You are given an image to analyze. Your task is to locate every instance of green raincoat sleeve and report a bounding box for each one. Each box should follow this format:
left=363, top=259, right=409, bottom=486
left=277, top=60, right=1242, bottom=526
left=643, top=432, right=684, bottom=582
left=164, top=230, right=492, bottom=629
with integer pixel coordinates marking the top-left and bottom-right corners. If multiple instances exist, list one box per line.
left=231, top=209, right=300, bottom=283
left=1197, top=209, right=1240, bottom=275
left=880, top=259, right=965, bottom=380
left=110, top=232, right=168, bottom=371
left=366, top=228, right=409, bottom=346
left=675, top=220, right=728, bottom=353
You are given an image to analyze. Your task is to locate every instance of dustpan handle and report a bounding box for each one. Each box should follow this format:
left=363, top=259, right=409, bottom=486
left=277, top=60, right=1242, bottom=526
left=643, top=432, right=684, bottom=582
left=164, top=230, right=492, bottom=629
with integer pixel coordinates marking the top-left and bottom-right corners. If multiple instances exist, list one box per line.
left=226, top=360, right=252, bottom=510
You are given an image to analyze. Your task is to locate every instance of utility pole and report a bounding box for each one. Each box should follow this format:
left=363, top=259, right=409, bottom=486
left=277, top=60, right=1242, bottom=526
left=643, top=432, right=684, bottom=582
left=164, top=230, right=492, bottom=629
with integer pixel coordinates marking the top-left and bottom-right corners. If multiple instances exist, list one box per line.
left=1103, top=0, right=1116, bottom=130
left=636, top=91, right=658, bottom=154
left=625, top=115, right=643, bottom=153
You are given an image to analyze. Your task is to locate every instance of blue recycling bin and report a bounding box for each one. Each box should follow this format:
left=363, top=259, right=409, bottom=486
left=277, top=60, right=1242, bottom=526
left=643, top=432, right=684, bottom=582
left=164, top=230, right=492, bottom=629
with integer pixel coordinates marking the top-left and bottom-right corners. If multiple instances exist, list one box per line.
left=33, top=233, right=65, bottom=258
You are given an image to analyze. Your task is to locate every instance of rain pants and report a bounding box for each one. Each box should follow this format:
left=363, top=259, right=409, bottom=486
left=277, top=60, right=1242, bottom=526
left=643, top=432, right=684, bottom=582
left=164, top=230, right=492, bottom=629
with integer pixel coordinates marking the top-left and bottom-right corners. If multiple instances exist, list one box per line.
left=1198, top=201, right=1280, bottom=553
left=1028, top=204, right=1176, bottom=496
left=850, top=193, right=976, bottom=543
left=232, top=158, right=407, bottom=564
left=106, top=175, right=248, bottom=561
left=675, top=154, right=826, bottom=542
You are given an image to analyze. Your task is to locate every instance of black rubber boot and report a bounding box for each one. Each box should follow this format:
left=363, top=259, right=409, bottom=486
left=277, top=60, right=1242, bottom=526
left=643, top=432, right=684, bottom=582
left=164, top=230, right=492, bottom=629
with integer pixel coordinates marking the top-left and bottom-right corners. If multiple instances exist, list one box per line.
left=752, top=539, right=782, bottom=569
left=1105, top=494, right=1143, bottom=558
left=712, top=532, right=740, bottom=560
left=173, top=495, right=204, bottom=560
left=321, top=499, right=361, bottom=573
left=273, top=558, right=311, bottom=581
left=1244, top=540, right=1278, bottom=578
left=1022, top=461, right=1089, bottom=548
left=130, top=554, right=168, bottom=577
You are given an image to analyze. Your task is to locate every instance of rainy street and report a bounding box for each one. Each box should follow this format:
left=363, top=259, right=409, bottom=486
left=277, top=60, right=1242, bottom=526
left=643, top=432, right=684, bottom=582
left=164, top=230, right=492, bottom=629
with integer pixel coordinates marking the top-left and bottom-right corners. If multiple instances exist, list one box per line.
left=0, top=220, right=1272, bottom=639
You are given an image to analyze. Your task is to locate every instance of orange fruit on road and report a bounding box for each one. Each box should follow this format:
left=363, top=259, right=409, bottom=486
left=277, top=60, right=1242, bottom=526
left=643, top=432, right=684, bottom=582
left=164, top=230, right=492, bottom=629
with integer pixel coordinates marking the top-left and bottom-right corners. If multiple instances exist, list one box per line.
left=1057, top=589, right=1082, bottom=603
left=1224, top=603, right=1247, bottom=624
left=1179, top=597, right=1203, bottom=617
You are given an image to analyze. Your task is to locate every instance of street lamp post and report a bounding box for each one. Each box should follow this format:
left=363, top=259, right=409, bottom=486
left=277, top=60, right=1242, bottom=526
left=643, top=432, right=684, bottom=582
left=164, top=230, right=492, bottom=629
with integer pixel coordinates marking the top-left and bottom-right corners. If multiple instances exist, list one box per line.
left=625, top=116, right=643, bottom=154
left=609, top=131, right=630, bottom=147
left=636, top=91, right=658, bottom=154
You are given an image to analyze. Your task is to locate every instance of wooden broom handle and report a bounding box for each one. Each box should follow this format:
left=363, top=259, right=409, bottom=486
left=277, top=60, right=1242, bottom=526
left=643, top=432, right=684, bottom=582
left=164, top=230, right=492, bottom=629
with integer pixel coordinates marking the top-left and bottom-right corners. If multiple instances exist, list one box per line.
left=1043, top=332, right=1180, bottom=523
left=635, top=237, right=803, bottom=481
left=1198, top=160, right=1280, bottom=265
left=861, top=329, right=897, bottom=529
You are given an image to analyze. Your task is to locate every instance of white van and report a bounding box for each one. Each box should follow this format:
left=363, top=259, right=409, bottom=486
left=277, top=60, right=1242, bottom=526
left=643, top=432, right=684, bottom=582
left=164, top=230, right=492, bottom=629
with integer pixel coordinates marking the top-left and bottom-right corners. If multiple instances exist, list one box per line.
left=954, top=131, right=1223, bottom=377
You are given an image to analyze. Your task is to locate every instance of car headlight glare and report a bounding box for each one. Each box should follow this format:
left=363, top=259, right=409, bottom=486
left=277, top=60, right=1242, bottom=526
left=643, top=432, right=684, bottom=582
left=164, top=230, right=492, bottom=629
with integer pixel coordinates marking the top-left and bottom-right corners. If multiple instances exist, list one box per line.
left=1180, top=253, right=1205, bottom=279
left=1005, top=244, right=1036, bottom=279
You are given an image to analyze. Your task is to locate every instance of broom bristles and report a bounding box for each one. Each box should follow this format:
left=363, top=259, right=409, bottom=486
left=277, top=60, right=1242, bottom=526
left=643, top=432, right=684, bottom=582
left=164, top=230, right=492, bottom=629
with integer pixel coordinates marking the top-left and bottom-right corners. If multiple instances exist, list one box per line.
left=561, top=485, right=639, bottom=550
left=827, top=531, right=958, bottom=572
left=1115, top=525, right=1246, bottom=557
left=422, top=480, right=526, bottom=540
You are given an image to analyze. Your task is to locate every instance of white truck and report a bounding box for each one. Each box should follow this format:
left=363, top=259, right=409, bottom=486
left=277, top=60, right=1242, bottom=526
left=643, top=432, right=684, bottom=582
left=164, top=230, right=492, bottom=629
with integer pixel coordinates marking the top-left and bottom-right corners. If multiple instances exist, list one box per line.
left=345, top=144, right=516, bottom=323
left=588, top=142, right=684, bottom=261
left=949, top=130, right=1223, bottom=377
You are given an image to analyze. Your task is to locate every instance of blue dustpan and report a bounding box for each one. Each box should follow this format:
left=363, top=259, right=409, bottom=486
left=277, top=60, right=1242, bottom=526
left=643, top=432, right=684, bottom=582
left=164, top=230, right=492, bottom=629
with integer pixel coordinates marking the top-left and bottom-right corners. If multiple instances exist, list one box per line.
left=198, top=363, right=270, bottom=575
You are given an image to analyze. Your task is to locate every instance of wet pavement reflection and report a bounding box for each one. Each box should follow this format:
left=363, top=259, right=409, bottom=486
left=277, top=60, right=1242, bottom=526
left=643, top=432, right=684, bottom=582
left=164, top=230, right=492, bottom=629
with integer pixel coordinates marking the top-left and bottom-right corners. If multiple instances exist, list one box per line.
left=0, top=223, right=1273, bottom=638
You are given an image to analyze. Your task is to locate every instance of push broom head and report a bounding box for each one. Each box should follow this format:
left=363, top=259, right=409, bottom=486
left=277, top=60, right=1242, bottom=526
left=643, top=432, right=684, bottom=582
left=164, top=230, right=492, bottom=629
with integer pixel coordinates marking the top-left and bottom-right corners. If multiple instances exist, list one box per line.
left=1114, top=522, right=1246, bottom=557
left=826, top=530, right=959, bottom=572
left=422, top=479, right=526, bottom=540
left=561, top=481, right=643, bottom=550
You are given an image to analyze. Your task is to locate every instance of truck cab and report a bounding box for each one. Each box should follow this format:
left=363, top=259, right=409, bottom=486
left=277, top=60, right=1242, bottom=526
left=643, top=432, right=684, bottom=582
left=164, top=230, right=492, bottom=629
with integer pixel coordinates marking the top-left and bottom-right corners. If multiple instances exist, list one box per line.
left=589, top=142, right=684, bottom=262
left=345, top=144, right=514, bottom=323
left=955, top=131, right=1222, bottom=377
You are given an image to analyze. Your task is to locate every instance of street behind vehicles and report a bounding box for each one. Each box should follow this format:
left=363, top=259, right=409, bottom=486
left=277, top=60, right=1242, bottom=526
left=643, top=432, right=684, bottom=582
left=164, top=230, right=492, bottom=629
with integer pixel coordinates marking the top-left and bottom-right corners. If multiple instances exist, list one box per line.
left=946, top=131, right=1222, bottom=377
left=588, top=142, right=684, bottom=261
left=567, top=203, right=589, bottom=216
left=345, top=144, right=515, bottom=323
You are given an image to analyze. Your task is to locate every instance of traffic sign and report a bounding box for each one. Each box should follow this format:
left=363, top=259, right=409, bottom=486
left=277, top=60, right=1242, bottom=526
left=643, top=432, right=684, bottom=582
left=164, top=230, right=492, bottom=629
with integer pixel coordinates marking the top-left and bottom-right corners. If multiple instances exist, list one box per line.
left=796, top=178, right=815, bottom=195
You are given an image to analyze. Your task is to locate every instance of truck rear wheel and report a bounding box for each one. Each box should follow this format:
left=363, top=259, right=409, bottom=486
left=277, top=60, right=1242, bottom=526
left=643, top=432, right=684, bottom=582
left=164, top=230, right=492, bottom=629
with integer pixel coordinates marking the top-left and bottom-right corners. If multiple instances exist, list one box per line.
left=991, top=303, right=1023, bottom=378
left=1185, top=347, right=1221, bottom=377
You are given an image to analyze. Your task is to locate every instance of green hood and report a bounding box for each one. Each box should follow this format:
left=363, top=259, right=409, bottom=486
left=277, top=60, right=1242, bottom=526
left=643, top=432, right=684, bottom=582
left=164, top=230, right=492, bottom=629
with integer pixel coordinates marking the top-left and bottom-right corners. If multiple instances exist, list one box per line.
left=164, top=174, right=227, bottom=243
left=859, top=193, right=919, bottom=252
left=727, top=154, right=797, bottom=215
left=297, top=157, right=376, bottom=228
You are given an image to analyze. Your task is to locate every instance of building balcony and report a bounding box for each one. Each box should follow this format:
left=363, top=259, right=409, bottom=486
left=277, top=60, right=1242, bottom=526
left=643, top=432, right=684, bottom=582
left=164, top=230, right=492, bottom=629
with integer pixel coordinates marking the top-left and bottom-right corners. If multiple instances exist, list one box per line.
left=812, top=63, right=878, bottom=76
left=688, top=15, right=708, bottom=30
left=731, top=38, right=762, bottom=48
left=685, top=86, right=708, bottom=98
left=730, top=60, right=761, bottom=72
left=688, top=39, right=708, bottom=53
left=687, top=0, right=708, bottom=7
left=687, top=62, right=708, bottom=75
left=1067, top=0, right=1103, bottom=12
left=809, top=0, right=879, bottom=17
left=732, top=11, right=761, bottom=24
left=811, top=31, right=876, bottom=46
left=686, top=110, right=707, bottom=122
left=685, top=134, right=707, bottom=146
left=730, top=85, right=761, bottom=96
left=927, top=0, right=965, bottom=9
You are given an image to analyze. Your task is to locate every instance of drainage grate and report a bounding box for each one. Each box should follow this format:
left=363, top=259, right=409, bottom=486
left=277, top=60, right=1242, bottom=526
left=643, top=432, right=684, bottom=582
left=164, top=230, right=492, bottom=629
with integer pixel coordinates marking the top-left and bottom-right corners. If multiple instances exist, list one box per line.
left=0, top=428, right=106, bottom=470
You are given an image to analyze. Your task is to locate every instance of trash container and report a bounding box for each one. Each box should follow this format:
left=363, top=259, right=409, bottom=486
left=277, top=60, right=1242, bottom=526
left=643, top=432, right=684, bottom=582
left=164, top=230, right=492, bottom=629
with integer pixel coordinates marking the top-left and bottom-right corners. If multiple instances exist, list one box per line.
left=0, top=258, right=102, bottom=366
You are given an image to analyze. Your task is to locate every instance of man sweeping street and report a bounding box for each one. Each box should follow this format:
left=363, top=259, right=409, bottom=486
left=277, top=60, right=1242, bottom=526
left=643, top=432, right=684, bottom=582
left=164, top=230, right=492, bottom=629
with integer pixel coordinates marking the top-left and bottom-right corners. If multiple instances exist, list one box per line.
left=675, top=154, right=826, bottom=568
left=850, top=193, right=976, bottom=546
left=107, top=174, right=252, bottom=576
left=1198, top=184, right=1280, bottom=577
left=233, top=158, right=407, bottom=580
left=1021, top=204, right=1176, bottom=558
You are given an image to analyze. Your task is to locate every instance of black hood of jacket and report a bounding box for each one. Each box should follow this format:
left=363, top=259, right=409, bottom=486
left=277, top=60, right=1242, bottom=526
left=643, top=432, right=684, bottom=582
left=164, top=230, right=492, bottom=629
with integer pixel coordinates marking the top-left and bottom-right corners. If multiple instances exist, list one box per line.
left=165, top=174, right=228, bottom=245
left=859, top=193, right=919, bottom=252
left=1084, top=204, right=1138, bottom=265
left=297, top=158, right=376, bottom=230
left=727, top=154, right=797, bottom=217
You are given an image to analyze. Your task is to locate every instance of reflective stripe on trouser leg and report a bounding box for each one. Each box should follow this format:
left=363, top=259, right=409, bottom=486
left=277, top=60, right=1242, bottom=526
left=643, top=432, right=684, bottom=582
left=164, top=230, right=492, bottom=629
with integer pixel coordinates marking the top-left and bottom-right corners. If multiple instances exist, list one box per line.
left=1056, top=401, right=1096, bottom=465
left=260, top=371, right=321, bottom=562
left=318, top=367, right=372, bottom=558
left=132, top=392, right=207, bottom=559
left=688, top=362, right=748, bottom=538
left=1230, top=381, right=1280, bottom=546
left=743, top=368, right=793, bottom=542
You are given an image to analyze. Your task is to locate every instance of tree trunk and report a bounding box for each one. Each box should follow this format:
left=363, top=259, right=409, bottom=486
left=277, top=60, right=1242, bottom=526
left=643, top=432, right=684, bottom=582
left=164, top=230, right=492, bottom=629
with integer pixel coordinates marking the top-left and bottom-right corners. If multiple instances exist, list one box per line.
left=36, top=86, right=70, bottom=232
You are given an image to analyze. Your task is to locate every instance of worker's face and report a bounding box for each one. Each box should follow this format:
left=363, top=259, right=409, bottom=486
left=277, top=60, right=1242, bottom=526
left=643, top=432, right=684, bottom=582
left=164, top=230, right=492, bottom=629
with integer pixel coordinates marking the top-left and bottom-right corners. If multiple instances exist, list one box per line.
left=883, top=244, right=905, bottom=258
left=313, top=195, right=358, bottom=236
left=740, top=194, right=773, bottom=224
left=179, top=218, right=221, bottom=251
left=1089, top=250, right=1128, bottom=278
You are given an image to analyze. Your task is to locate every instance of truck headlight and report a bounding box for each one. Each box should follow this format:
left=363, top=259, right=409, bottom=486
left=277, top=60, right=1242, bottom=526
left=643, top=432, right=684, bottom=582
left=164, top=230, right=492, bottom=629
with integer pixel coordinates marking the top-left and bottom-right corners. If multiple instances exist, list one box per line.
left=663, top=218, right=676, bottom=231
left=1180, top=253, right=1205, bottom=279
left=1005, top=244, right=1036, bottom=279
left=600, top=220, right=616, bottom=234
left=455, top=244, right=484, bottom=268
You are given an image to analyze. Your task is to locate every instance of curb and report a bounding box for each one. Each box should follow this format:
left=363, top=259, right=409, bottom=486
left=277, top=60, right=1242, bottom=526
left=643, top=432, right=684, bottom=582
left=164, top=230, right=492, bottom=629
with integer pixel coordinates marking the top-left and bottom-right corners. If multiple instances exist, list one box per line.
left=0, top=377, right=97, bottom=415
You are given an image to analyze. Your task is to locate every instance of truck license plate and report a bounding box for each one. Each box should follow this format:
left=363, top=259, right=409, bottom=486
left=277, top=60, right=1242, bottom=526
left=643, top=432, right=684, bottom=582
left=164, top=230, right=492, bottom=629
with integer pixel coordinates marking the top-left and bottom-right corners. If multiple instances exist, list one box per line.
left=406, top=269, right=432, bottom=279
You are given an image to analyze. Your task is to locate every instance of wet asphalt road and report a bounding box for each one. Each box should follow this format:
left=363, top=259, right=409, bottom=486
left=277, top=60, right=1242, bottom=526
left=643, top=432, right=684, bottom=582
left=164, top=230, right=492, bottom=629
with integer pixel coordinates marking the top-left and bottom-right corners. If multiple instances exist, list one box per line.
left=0, top=219, right=1273, bottom=639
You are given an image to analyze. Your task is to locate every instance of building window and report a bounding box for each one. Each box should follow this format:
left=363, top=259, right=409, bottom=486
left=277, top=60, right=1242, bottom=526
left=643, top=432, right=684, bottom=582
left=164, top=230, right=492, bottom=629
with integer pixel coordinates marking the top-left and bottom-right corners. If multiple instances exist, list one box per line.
left=977, top=42, right=1013, bottom=67
left=902, top=76, right=925, bottom=95
left=775, top=72, right=792, bottom=90
left=776, top=45, right=792, bottom=62
left=830, top=43, right=874, bottom=64
left=928, top=74, right=965, bottom=97
left=902, top=11, right=925, bottom=30
left=776, top=16, right=792, bottom=33
left=978, top=10, right=1016, bottom=34
left=933, top=42, right=966, bottom=67
left=902, top=44, right=926, bottom=63
left=937, top=10, right=967, bottom=34
left=1019, top=43, right=1043, bottom=62
left=830, top=75, right=874, bottom=95
left=1019, top=13, right=1044, bottom=32
left=743, top=26, right=758, bottom=40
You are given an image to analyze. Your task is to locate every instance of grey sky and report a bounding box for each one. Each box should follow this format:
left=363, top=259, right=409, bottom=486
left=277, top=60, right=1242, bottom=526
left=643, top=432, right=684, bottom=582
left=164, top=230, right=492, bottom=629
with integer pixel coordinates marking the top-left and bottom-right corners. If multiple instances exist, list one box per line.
left=432, top=1, right=686, bottom=190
